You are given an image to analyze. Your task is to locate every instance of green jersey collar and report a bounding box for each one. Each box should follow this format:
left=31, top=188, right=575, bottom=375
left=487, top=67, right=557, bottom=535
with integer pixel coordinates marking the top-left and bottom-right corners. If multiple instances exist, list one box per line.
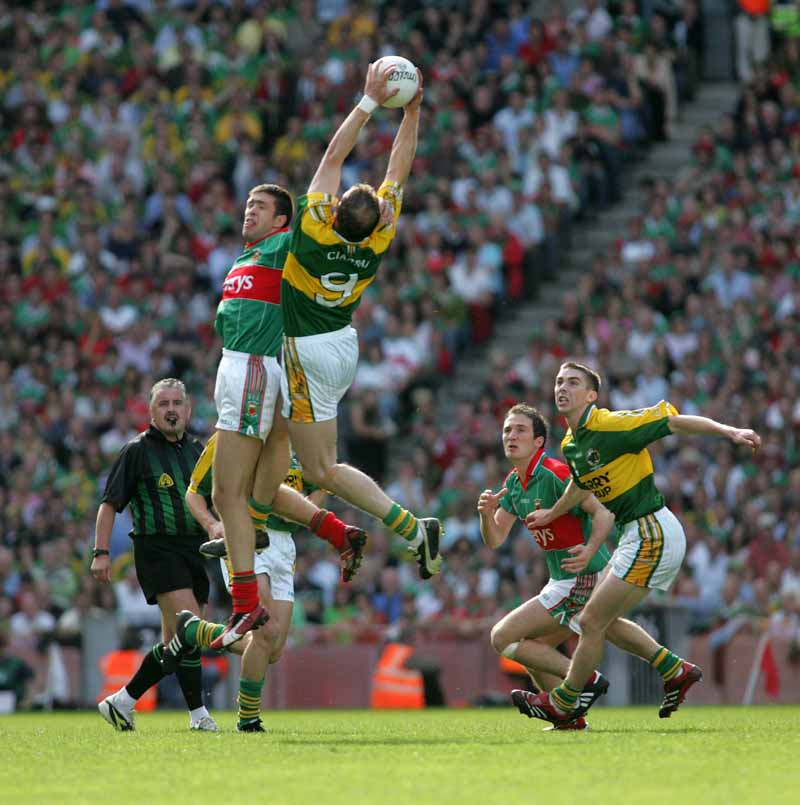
left=577, top=403, right=596, bottom=430
left=512, top=447, right=546, bottom=491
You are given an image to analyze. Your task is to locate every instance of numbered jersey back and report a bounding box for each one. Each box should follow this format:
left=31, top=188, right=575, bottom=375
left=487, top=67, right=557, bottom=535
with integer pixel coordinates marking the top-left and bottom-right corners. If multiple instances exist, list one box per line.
left=281, top=183, right=403, bottom=337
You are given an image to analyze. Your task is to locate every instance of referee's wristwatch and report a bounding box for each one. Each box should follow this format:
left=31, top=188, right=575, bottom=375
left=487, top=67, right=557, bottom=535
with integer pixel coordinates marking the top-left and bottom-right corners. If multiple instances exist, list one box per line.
left=92, top=548, right=110, bottom=558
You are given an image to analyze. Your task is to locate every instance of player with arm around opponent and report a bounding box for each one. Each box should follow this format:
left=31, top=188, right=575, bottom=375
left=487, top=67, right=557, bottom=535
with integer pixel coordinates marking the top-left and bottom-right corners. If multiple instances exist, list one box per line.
left=480, top=403, right=704, bottom=728
left=522, top=362, right=761, bottom=724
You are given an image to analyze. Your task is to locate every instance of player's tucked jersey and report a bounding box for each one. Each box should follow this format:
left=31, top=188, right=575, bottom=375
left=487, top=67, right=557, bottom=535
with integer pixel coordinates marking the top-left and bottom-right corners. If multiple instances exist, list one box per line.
left=499, top=448, right=611, bottom=581
left=561, top=401, right=678, bottom=526
left=281, top=181, right=403, bottom=336
left=188, top=432, right=318, bottom=534
left=214, top=228, right=291, bottom=356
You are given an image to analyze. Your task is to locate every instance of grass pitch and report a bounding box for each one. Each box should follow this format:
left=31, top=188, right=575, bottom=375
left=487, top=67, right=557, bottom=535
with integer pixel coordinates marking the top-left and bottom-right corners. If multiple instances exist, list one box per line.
left=0, top=706, right=796, bottom=805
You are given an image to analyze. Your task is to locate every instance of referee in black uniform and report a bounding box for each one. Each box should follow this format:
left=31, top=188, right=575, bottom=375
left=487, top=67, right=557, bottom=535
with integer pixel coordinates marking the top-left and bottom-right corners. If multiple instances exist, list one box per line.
left=91, top=378, right=218, bottom=732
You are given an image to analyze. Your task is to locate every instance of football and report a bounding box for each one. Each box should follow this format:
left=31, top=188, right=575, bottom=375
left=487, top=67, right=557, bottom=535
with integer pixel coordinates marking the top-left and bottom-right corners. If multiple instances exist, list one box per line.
left=376, top=55, right=419, bottom=108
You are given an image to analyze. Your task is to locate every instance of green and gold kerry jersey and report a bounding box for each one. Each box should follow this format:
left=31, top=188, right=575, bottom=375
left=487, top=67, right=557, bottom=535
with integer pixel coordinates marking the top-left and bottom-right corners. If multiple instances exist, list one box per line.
left=281, top=181, right=403, bottom=336
left=561, top=401, right=678, bottom=525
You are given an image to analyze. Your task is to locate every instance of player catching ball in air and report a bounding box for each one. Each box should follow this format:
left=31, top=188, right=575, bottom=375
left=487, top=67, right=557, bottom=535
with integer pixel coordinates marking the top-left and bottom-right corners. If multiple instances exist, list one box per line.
left=278, top=60, right=443, bottom=580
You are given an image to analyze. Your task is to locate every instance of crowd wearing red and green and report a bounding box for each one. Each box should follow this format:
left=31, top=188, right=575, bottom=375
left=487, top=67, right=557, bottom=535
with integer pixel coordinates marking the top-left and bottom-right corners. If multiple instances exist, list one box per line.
left=1, top=1, right=797, bottom=705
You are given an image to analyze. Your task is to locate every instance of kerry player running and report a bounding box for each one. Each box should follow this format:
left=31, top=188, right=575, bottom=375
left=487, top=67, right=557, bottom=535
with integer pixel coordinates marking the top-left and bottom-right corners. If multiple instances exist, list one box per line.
left=522, top=362, right=761, bottom=725
left=480, top=404, right=702, bottom=729
left=278, top=61, right=442, bottom=579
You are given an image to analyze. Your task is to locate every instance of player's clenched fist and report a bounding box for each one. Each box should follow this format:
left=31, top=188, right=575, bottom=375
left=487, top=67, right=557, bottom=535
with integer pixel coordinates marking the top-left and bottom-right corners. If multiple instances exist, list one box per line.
left=477, top=487, right=507, bottom=516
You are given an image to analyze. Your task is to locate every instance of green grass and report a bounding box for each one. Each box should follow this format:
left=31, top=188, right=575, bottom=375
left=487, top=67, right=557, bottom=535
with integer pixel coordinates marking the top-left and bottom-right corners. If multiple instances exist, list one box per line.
left=0, top=707, right=797, bottom=805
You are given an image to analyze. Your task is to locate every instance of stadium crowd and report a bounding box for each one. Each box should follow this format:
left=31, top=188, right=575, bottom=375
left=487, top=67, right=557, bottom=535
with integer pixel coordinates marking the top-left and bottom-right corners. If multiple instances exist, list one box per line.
left=1, top=0, right=798, bottom=707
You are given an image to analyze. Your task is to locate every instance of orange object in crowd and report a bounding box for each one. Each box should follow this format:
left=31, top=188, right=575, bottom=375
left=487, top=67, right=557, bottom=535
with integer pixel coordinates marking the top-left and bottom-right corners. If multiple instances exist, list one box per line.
left=97, top=650, right=157, bottom=711
left=738, top=0, right=770, bottom=15
left=370, top=643, right=424, bottom=709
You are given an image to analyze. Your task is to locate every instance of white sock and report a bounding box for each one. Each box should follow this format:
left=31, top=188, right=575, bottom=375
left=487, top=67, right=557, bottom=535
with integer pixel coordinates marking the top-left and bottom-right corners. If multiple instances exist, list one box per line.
left=115, top=687, right=136, bottom=711
left=190, top=706, right=209, bottom=723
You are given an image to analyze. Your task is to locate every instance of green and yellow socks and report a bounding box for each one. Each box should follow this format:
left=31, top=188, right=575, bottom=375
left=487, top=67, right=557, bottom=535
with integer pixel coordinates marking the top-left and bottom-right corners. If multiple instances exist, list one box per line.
left=550, top=682, right=581, bottom=713
left=382, top=503, right=419, bottom=541
left=649, top=646, right=685, bottom=681
left=238, top=678, right=264, bottom=729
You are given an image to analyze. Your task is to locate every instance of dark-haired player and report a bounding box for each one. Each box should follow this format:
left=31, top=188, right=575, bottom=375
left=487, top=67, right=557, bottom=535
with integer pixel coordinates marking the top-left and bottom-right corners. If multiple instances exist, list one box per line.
left=278, top=61, right=443, bottom=581
left=523, top=362, right=760, bottom=724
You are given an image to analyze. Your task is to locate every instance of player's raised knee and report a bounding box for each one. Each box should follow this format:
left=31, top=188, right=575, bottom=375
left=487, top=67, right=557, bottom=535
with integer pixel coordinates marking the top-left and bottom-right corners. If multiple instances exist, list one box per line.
left=490, top=623, right=511, bottom=655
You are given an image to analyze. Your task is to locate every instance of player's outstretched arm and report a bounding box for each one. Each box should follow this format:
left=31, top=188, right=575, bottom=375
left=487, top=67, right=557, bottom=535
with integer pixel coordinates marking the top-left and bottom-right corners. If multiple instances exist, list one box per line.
left=562, top=494, right=615, bottom=575
left=667, top=414, right=761, bottom=451
left=525, top=478, right=590, bottom=529
left=308, top=61, right=398, bottom=195
left=384, top=69, right=423, bottom=187
left=477, top=487, right=515, bottom=548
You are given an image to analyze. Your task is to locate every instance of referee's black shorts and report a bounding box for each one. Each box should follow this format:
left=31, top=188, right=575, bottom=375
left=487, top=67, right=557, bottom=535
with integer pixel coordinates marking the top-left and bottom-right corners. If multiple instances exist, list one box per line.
left=132, top=537, right=210, bottom=606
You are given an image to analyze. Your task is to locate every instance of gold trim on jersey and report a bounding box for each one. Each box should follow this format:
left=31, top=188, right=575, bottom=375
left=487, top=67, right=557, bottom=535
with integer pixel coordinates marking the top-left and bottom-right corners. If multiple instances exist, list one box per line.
left=188, top=431, right=217, bottom=494
left=298, top=184, right=402, bottom=256
left=283, top=337, right=314, bottom=423
left=576, top=449, right=655, bottom=503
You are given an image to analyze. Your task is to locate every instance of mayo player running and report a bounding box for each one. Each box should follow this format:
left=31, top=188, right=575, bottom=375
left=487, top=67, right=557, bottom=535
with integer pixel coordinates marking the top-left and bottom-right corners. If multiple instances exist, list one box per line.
left=481, top=404, right=704, bottom=729
left=523, top=362, right=761, bottom=724
left=211, top=185, right=366, bottom=650
left=279, top=61, right=442, bottom=578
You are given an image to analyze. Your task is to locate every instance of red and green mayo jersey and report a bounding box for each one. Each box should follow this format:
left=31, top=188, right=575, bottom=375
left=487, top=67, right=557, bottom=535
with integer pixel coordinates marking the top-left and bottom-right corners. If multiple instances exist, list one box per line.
left=214, top=228, right=291, bottom=356
left=281, top=181, right=403, bottom=336
left=561, top=401, right=678, bottom=526
left=499, top=448, right=611, bottom=581
left=188, top=433, right=317, bottom=534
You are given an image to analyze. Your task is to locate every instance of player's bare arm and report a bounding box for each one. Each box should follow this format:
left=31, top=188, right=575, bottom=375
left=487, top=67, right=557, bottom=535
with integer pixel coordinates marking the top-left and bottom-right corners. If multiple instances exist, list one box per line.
left=185, top=489, right=224, bottom=540
left=525, top=478, right=590, bottom=529
left=667, top=414, right=761, bottom=451
left=478, top=487, right=515, bottom=548
left=308, top=61, right=398, bottom=195
left=384, top=69, right=423, bottom=187
left=561, top=495, right=615, bottom=575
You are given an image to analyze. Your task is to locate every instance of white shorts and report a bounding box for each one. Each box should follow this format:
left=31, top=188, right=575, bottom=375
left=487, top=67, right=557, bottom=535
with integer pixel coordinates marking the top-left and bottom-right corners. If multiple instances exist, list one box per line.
left=214, top=349, right=282, bottom=440
left=610, top=506, right=687, bottom=592
left=220, top=530, right=296, bottom=602
left=536, top=573, right=598, bottom=635
left=281, top=326, right=359, bottom=423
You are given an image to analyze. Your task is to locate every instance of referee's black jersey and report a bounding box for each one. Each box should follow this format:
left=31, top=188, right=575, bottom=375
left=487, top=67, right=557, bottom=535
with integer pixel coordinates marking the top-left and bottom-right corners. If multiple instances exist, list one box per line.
left=101, top=425, right=206, bottom=545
